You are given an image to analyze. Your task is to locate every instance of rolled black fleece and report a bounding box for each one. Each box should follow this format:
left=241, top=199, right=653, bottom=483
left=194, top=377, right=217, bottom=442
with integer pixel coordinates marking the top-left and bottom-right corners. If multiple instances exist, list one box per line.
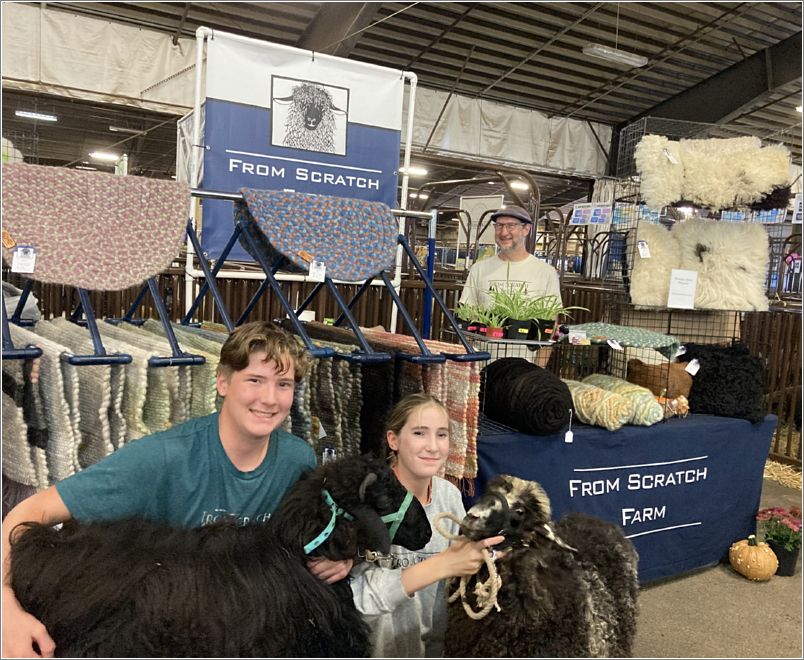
left=481, top=357, right=573, bottom=435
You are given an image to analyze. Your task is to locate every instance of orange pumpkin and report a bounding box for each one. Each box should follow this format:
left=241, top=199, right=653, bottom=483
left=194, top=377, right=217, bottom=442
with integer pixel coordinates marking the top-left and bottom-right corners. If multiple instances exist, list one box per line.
left=729, top=534, right=778, bottom=581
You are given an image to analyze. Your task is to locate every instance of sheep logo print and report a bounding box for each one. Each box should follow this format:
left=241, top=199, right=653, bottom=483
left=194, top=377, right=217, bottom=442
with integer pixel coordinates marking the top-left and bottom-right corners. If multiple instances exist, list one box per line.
left=271, top=76, right=348, bottom=155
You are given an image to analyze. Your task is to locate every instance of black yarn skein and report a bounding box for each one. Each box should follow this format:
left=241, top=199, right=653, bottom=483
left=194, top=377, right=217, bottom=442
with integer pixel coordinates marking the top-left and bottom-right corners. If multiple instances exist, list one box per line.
left=481, top=357, right=573, bottom=435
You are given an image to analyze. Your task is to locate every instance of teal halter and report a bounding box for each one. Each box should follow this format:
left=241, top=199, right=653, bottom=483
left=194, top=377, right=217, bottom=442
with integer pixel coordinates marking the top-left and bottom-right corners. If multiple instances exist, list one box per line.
left=303, top=489, right=353, bottom=555
left=302, top=489, right=415, bottom=555
left=380, top=490, right=414, bottom=543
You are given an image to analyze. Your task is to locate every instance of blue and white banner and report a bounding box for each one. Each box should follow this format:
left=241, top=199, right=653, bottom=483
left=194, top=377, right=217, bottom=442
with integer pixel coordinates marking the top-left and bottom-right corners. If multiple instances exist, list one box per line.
left=201, top=32, right=404, bottom=259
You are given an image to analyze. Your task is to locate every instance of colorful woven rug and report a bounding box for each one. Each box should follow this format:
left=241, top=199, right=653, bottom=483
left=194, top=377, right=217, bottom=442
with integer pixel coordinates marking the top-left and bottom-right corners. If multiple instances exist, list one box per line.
left=235, top=188, right=397, bottom=282
left=1, top=163, right=189, bottom=290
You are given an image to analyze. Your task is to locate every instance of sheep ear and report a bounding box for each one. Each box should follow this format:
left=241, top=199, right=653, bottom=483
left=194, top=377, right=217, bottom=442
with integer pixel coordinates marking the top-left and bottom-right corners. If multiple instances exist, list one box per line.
left=350, top=505, right=391, bottom=554
left=358, top=473, right=377, bottom=503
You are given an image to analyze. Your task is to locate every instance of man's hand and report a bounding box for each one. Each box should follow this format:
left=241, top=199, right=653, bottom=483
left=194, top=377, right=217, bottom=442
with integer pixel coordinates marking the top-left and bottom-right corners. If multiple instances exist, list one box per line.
left=306, top=557, right=354, bottom=584
left=2, top=589, right=55, bottom=658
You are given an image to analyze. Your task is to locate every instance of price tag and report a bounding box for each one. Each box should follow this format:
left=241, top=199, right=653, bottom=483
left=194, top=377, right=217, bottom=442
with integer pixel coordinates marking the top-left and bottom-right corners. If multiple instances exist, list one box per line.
left=10, top=245, right=36, bottom=273
left=663, top=148, right=679, bottom=165
left=685, top=358, right=700, bottom=376
left=795, top=260, right=802, bottom=274
left=637, top=240, right=651, bottom=259
left=675, top=345, right=687, bottom=358
left=564, top=430, right=574, bottom=444
left=607, top=339, right=624, bottom=351
left=308, top=259, right=326, bottom=282
left=322, top=445, right=336, bottom=464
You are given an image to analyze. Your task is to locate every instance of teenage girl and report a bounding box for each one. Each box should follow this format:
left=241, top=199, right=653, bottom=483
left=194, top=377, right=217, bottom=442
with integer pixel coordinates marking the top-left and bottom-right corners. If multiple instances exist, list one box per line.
left=349, top=392, right=504, bottom=657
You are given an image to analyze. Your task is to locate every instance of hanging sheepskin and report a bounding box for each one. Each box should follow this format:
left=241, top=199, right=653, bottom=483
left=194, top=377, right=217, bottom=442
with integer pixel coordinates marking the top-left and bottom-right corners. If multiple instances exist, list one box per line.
left=674, top=218, right=769, bottom=311
left=627, top=222, right=679, bottom=307
left=634, top=134, right=791, bottom=210
left=628, top=219, right=770, bottom=312
left=634, top=134, right=684, bottom=209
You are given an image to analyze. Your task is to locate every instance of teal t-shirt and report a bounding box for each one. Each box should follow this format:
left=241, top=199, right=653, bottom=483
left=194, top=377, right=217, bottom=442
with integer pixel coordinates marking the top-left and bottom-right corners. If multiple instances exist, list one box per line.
left=56, top=412, right=315, bottom=528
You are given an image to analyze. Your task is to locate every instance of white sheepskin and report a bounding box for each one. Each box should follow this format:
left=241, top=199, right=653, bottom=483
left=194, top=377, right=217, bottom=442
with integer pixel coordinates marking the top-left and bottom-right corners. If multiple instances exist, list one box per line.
left=674, top=219, right=769, bottom=311
left=636, top=135, right=791, bottom=210
left=628, top=222, right=679, bottom=307
left=634, top=135, right=684, bottom=209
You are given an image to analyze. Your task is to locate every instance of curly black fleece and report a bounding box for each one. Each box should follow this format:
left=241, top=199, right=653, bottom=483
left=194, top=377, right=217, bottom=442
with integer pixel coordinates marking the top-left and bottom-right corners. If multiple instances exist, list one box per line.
left=9, top=455, right=431, bottom=658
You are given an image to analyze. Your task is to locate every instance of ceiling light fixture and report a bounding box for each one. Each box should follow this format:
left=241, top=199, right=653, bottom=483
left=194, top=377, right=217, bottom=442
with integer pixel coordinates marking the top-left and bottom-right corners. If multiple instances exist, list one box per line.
left=582, top=43, right=648, bottom=68
left=399, top=166, right=428, bottom=176
left=109, top=125, right=143, bottom=134
left=89, top=151, right=120, bottom=161
left=797, top=105, right=802, bottom=113
left=15, top=110, right=58, bottom=122
left=74, top=165, right=97, bottom=171
left=510, top=181, right=530, bottom=191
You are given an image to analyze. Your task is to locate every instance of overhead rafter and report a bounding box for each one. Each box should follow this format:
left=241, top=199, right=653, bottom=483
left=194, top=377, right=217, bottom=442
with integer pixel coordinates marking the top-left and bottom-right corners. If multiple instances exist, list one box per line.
left=640, top=31, right=803, bottom=125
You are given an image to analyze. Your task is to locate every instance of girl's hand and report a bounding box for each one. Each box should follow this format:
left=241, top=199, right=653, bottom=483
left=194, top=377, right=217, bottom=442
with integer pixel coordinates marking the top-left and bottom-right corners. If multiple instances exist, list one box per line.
left=442, top=535, right=505, bottom=577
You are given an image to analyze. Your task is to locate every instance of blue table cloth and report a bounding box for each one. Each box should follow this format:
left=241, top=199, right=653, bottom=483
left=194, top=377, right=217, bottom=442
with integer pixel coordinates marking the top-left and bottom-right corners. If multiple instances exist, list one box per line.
left=469, top=414, right=776, bottom=583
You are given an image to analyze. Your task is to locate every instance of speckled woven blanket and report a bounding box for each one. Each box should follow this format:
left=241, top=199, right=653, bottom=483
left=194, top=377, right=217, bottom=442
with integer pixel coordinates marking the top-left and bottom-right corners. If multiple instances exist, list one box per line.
left=1, top=163, right=189, bottom=290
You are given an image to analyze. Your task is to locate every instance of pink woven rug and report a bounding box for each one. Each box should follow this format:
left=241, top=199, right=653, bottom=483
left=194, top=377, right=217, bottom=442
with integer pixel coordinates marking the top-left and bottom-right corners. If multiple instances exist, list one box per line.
left=2, top=163, right=189, bottom=290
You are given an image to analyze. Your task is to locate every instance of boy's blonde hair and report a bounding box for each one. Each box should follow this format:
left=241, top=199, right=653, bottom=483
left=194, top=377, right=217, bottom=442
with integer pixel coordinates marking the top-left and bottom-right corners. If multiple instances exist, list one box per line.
left=217, top=321, right=311, bottom=382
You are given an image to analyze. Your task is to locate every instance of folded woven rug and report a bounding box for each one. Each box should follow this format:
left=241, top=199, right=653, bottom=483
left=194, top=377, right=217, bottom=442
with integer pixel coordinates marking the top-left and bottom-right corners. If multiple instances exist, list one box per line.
left=1, top=163, right=189, bottom=290
left=235, top=188, right=398, bottom=282
left=569, top=322, right=680, bottom=361
left=9, top=324, right=81, bottom=481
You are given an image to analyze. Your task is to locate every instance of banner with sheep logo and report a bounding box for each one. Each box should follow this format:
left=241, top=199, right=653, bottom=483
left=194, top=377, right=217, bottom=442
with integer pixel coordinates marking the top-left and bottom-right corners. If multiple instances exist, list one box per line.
left=198, top=31, right=404, bottom=261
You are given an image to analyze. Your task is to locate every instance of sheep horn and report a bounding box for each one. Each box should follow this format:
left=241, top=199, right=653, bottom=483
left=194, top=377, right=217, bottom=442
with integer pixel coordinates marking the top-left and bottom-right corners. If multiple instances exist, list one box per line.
left=350, top=505, right=391, bottom=555
left=539, top=523, right=577, bottom=552
left=358, top=473, right=377, bottom=503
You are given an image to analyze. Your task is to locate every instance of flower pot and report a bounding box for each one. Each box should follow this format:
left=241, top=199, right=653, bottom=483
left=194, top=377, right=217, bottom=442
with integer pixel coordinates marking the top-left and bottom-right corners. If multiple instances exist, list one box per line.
left=486, top=326, right=505, bottom=339
left=505, top=319, right=530, bottom=340
left=458, top=320, right=486, bottom=335
left=528, top=318, right=555, bottom=342
left=767, top=540, right=800, bottom=576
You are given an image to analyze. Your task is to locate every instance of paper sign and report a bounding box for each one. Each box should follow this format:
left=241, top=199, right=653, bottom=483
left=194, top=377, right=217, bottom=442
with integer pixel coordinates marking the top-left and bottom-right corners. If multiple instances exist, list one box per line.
left=667, top=269, right=698, bottom=309
left=637, top=240, right=651, bottom=259
left=10, top=245, right=36, bottom=273
left=308, top=260, right=326, bottom=282
left=793, top=193, right=802, bottom=224
left=685, top=358, right=700, bottom=376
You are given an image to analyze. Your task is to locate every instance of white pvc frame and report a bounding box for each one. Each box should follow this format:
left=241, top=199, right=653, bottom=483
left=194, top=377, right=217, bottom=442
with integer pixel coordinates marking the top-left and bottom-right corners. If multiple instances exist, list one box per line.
left=183, top=26, right=419, bottom=332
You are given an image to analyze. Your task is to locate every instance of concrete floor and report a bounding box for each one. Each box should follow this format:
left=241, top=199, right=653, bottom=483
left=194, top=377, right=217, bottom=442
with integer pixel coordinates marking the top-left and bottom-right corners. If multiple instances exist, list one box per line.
left=633, top=477, right=802, bottom=658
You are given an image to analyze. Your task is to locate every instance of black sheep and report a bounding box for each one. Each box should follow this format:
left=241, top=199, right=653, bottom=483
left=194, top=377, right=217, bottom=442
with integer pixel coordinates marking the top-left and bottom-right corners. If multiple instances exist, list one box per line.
left=445, top=474, right=639, bottom=658
left=9, top=455, right=431, bottom=658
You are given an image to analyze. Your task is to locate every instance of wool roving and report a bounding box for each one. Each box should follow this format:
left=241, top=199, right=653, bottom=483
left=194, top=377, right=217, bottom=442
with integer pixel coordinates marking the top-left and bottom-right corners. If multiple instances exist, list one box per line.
left=563, top=379, right=633, bottom=431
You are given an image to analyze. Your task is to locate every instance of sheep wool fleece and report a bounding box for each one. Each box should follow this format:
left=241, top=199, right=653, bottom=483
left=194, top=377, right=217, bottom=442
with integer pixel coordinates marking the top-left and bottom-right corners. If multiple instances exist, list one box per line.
left=56, top=412, right=315, bottom=528
left=350, top=477, right=465, bottom=658
left=459, top=254, right=562, bottom=308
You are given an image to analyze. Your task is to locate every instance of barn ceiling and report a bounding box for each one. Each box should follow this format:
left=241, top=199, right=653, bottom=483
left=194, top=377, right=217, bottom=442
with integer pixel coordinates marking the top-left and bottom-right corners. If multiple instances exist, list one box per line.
left=2, top=1, right=802, bottom=212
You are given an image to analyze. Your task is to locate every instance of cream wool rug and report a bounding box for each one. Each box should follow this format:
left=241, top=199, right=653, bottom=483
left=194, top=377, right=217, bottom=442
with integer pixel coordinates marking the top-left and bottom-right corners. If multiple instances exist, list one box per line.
left=9, top=324, right=81, bottom=481
left=91, top=320, right=191, bottom=430
left=2, top=391, right=47, bottom=489
left=34, top=320, right=116, bottom=468
left=141, top=320, right=222, bottom=417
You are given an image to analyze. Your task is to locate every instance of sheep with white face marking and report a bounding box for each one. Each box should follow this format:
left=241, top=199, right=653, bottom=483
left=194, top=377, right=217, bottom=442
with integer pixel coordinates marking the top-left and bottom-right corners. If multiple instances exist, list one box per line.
left=9, top=455, right=431, bottom=658
left=445, top=475, right=639, bottom=658
left=277, top=83, right=344, bottom=153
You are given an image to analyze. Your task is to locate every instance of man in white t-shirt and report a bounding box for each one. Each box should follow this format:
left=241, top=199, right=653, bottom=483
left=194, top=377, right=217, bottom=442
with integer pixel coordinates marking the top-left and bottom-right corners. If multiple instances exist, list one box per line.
left=459, top=205, right=561, bottom=308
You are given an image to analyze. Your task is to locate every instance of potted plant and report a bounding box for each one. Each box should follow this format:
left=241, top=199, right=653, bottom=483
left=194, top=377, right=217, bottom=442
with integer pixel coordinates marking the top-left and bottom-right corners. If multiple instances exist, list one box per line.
left=488, top=283, right=533, bottom=340
left=756, top=506, right=802, bottom=576
left=527, top=295, right=589, bottom=342
left=484, top=310, right=507, bottom=339
left=454, top=302, right=488, bottom=335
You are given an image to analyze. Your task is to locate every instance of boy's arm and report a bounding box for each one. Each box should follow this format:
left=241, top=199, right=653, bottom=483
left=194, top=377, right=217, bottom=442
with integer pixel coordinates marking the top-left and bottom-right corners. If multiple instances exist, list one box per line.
left=2, top=486, right=71, bottom=658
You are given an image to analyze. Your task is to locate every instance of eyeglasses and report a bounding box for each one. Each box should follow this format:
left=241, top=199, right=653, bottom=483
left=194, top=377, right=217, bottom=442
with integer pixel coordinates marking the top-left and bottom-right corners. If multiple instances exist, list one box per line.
left=494, top=221, right=525, bottom=231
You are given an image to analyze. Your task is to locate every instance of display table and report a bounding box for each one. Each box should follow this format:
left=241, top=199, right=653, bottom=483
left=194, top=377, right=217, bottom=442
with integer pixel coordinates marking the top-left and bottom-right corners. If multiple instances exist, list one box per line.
left=469, top=414, right=776, bottom=583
